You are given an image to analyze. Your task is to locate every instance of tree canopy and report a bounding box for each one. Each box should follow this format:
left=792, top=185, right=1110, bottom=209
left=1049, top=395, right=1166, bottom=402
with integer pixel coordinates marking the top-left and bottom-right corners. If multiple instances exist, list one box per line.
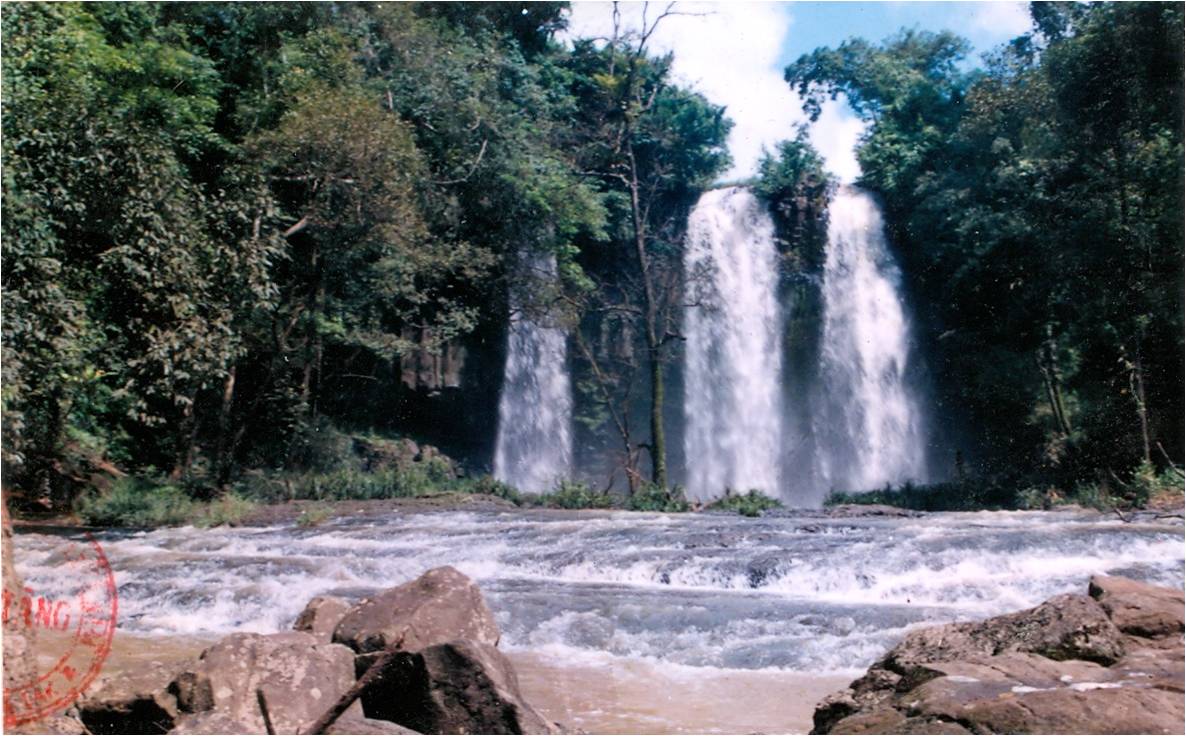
left=784, top=2, right=1184, bottom=493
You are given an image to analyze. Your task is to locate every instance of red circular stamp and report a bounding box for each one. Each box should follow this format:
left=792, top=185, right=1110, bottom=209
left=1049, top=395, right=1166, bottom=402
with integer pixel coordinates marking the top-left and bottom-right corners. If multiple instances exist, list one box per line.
left=3, top=533, right=118, bottom=728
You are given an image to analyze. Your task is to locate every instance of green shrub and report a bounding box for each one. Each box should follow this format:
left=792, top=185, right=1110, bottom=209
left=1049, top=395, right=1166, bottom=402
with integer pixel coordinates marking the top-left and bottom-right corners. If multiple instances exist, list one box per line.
left=235, top=466, right=449, bottom=503
left=708, top=489, right=782, bottom=517
left=76, top=477, right=196, bottom=526
left=626, top=483, right=689, bottom=512
left=1124, top=461, right=1184, bottom=507
left=1065, top=481, right=1113, bottom=511
left=199, top=493, right=257, bottom=527
left=825, top=478, right=1021, bottom=511
left=296, top=503, right=334, bottom=528
left=77, top=477, right=259, bottom=528
left=541, top=480, right=616, bottom=509
left=286, top=418, right=354, bottom=472
left=460, top=475, right=523, bottom=505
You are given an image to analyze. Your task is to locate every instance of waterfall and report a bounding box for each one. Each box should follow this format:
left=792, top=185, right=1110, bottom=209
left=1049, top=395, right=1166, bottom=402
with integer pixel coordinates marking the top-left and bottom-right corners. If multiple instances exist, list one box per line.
left=494, top=254, right=572, bottom=493
left=812, top=186, right=926, bottom=495
left=683, top=187, right=784, bottom=502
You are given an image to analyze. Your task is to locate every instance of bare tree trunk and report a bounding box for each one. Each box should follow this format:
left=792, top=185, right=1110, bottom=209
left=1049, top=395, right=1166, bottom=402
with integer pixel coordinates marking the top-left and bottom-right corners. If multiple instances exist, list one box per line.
left=626, top=146, right=667, bottom=488
left=1131, top=346, right=1152, bottom=466
left=215, top=366, right=238, bottom=487
left=171, top=396, right=200, bottom=481
left=1037, top=339, right=1072, bottom=438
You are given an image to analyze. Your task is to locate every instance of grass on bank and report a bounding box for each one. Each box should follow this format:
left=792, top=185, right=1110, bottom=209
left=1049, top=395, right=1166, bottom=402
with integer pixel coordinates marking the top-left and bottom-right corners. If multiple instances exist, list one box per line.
left=76, top=477, right=257, bottom=527
left=75, top=470, right=785, bottom=527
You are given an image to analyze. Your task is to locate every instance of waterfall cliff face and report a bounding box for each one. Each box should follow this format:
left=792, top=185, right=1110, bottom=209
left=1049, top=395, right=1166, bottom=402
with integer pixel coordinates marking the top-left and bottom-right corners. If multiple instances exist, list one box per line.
left=683, top=187, right=785, bottom=502
left=812, top=186, right=927, bottom=495
left=493, top=254, right=572, bottom=493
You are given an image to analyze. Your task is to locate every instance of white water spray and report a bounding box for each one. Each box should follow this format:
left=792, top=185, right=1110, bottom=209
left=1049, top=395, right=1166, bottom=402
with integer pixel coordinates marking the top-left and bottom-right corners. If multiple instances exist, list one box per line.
left=683, top=187, right=784, bottom=502
left=813, top=186, right=926, bottom=494
left=494, top=254, right=572, bottom=493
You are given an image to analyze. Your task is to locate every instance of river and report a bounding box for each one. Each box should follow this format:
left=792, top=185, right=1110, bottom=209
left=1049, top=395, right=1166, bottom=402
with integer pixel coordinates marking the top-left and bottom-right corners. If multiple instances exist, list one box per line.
left=13, top=507, right=1184, bottom=733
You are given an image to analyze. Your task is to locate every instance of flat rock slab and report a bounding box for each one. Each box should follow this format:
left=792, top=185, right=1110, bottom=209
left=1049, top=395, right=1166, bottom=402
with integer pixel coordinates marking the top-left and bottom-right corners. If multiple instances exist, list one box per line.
left=1089, top=574, right=1185, bottom=639
left=814, top=576, right=1186, bottom=735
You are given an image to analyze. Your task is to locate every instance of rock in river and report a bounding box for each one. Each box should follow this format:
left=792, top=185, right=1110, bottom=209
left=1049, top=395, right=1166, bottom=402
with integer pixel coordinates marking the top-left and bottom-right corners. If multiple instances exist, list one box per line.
left=294, top=595, right=352, bottom=643
left=813, top=575, right=1185, bottom=735
left=333, top=566, right=500, bottom=654
left=170, top=631, right=360, bottom=734
left=359, top=639, right=558, bottom=734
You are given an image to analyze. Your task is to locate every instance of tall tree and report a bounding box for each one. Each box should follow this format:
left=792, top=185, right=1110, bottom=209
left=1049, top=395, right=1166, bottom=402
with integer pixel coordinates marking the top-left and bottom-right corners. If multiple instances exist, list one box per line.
left=562, top=5, right=731, bottom=490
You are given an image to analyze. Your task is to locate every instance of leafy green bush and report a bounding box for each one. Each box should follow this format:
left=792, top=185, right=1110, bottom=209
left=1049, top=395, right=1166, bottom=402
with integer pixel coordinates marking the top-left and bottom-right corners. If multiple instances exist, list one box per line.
left=236, top=466, right=528, bottom=505
left=200, top=493, right=257, bottom=527
left=1125, top=461, right=1184, bottom=507
left=708, top=490, right=782, bottom=517
left=626, top=483, right=689, bottom=512
left=825, top=478, right=1021, bottom=512
left=461, top=475, right=523, bottom=505
left=540, top=480, right=616, bottom=509
left=296, top=503, right=334, bottom=528
left=76, top=477, right=256, bottom=527
left=77, top=478, right=197, bottom=527
left=1065, top=482, right=1113, bottom=511
left=235, top=466, right=437, bottom=503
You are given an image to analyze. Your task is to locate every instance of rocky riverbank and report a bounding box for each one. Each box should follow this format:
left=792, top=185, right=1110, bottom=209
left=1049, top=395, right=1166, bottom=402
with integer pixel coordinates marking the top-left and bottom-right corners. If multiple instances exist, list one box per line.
left=7, top=507, right=1182, bottom=735
left=22, top=567, right=558, bottom=735
left=19, top=570, right=1186, bottom=735
left=813, top=575, right=1185, bottom=734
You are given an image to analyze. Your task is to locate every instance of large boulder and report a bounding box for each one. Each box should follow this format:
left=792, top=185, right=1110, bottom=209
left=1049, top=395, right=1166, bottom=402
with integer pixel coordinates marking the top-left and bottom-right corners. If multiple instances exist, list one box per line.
left=359, top=640, right=558, bottom=735
left=77, top=662, right=181, bottom=734
left=333, top=567, right=499, bottom=654
left=294, top=595, right=352, bottom=643
left=169, top=631, right=360, bottom=734
left=326, top=716, right=421, bottom=734
left=813, top=577, right=1185, bottom=735
left=876, top=593, right=1125, bottom=681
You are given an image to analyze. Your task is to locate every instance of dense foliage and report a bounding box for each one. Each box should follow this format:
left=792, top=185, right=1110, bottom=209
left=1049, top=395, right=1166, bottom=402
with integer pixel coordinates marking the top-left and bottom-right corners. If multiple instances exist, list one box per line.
left=2, top=2, right=727, bottom=509
left=5, top=2, right=1179, bottom=516
left=786, top=2, right=1184, bottom=496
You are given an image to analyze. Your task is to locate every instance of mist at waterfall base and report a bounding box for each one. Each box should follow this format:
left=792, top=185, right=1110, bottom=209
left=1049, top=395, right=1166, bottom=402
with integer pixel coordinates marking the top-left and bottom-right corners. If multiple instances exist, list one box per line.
left=680, top=184, right=927, bottom=505
left=493, top=254, right=573, bottom=494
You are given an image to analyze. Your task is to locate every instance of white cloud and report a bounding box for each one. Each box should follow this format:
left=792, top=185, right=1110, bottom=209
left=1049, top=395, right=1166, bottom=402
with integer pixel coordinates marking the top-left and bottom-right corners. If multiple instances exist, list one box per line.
left=970, top=2, right=1032, bottom=37
left=562, top=2, right=866, bottom=182
left=808, top=97, right=867, bottom=185
left=563, top=2, right=809, bottom=180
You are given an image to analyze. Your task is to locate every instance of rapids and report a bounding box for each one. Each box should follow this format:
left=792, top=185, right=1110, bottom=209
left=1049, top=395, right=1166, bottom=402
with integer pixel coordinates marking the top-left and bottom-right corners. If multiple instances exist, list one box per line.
left=15, top=509, right=1182, bottom=678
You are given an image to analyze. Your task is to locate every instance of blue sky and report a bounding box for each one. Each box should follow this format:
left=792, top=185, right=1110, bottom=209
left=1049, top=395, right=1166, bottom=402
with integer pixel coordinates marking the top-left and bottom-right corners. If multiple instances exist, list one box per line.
left=565, top=2, right=1034, bottom=181
left=776, top=2, right=1034, bottom=67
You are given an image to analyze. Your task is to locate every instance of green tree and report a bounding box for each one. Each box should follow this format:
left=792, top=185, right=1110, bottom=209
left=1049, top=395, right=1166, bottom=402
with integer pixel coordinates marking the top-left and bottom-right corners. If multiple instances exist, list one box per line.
left=561, top=9, right=731, bottom=490
left=781, top=3, right=1184, bottom=487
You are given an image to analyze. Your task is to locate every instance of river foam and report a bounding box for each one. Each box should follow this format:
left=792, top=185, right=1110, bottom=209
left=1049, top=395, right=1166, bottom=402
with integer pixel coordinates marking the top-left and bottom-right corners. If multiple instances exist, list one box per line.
left=13, top=508, right=1183, bottom=677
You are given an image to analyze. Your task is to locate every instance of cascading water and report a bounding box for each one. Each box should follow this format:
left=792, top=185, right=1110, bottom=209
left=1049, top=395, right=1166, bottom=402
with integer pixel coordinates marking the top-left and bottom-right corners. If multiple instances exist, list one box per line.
left=812, top=185, right=927, bottom=495
left=493, top=253, right=572, bottom=493
left=683, top=187, right=784, bottom=502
